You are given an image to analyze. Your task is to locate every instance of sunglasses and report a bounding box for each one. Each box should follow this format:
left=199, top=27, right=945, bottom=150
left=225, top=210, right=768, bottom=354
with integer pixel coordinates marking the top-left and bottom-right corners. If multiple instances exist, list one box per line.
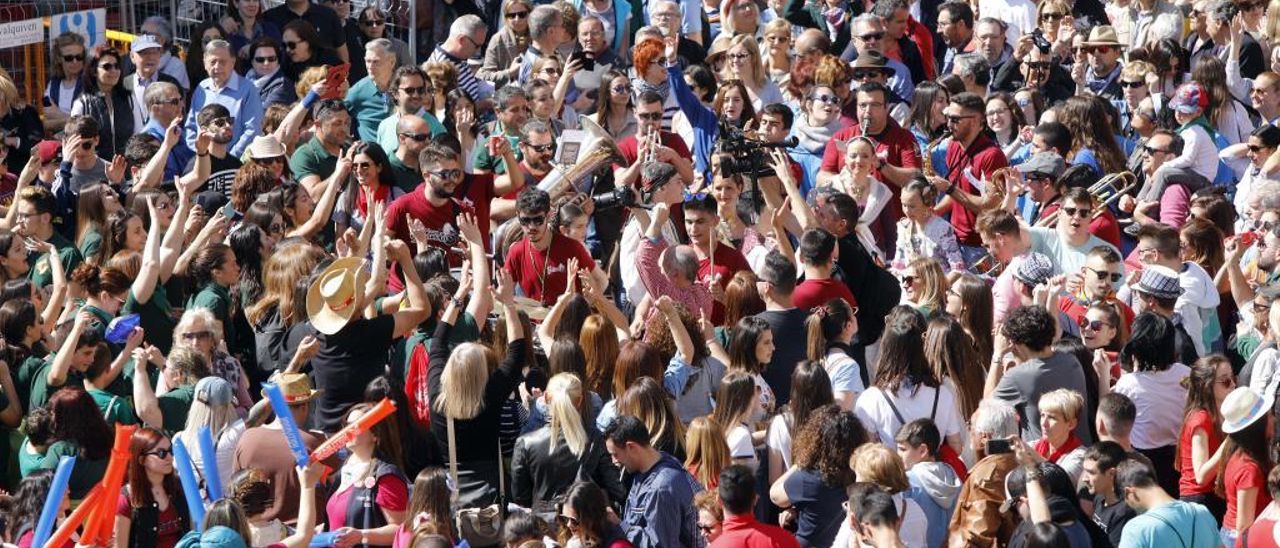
left=258, top=156, right=286, bottom=165
left=638, top=111, right=663, bottom=121
left=1119, top=80, right=1145, bottom=88
left=147, top=448, right=174, bottom=459
left=80, top=140, right=95, bottom=150
left=557, top=515, right=580, bottom=527
left=541, top=67, right=562, bottom=75
left=268, top=222, right=285, bottom=234
left=1084, top=266, right=1123, bottom=283
left=254, top=55, right=278, bottom=63
left=153, top=97, right=183, bottom=106
left=400, top=132, right=430, bottom=142
left=524, top=142, right=555, bottom=153
left=1024, top=61, right=1050, bottom=70
left=284, top=41, right=300, bottom=50
left=901, top=275, right=917, bottom=286
left=1086, top=46, right=1113, bottom=55
left=506, top=10, right=529, bottom=18
left=945, top=114, right=975, bottom=124
left=611, top=84, right=631, bottom=94
left=853, top=69, right=886, bottom=80
left=727, top=52, right=751, bottom=61
left=353, top=161, right=376, bottom=170
left=1040, top=12, right=1065, bottom=20
left=697, top=524, right=717, bottom=533
left=1077, top=318, right=1112, bottom=331
left=857, top=32, right=884, bottom=41
left=400, top=85, right=426, bottom=95
left=360, top=19, right=385, bottom=26
left=1250, top=144, right=1271, bottom=153
left=1143, top=145, right=1170, bottom=155
left=430, top=168, right=463, bottom=180
left=99, top=63, right=120, bottom=71
left=1061, top=206, right=1091, bottom=218
left=519, top=214, right=547, bottom=226
left=811, top=94, right=841, bottom=105
left=62, top=54, right=85, bottom=62
left=181, top=330, right=214, bottom=341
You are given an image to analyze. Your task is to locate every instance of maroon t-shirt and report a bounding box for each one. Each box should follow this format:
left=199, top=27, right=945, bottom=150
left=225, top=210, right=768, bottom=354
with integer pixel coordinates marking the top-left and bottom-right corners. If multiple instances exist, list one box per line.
left=385, top=175, right=497, bottom=257
left=793, top=278, right=858, bottom=312
left=944, top=134, right=1009, bottom=246
left=505, top=233, right=597, bottom=305
left=700, top=245, right=752, bottom=324
left=820, top=120, right=922, bottom=251
left=615, top=131, right=693, bottom=166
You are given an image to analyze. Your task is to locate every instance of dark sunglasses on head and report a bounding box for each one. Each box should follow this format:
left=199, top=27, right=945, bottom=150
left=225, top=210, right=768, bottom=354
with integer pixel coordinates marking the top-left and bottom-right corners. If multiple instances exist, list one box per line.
left=62, top=54, right=85, bottom=62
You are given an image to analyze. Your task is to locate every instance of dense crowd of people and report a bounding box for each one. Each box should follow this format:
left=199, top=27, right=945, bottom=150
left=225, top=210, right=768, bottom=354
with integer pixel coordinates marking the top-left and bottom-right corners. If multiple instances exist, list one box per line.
left=3, top=0, right=1280, bottom=546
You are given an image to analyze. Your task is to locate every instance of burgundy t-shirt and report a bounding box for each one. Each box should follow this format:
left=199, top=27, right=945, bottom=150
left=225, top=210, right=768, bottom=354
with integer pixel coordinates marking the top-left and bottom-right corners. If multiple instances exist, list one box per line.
left=702, top=245, right=752, bottom=324
left=505, top=233, right=597, bottom=305
left=944, top=134, right=1009, bottom=246
left=615, top=131, right=693, bottom=166
left=793, top=278, right=858, bottom=312
left=385, top=175, right=497, bottom=257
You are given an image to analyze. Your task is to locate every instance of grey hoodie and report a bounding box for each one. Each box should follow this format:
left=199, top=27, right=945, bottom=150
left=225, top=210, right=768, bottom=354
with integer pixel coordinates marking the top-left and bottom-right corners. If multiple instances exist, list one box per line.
left=910, top=461, right=961, bottom=508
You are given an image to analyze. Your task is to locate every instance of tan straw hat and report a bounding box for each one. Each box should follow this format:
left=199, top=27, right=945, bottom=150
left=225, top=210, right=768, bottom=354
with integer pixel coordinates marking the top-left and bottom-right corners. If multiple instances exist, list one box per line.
left=1221, top=386, right=1273, bottom=434
left=306, top=257, right=369, bottom=335
left=1082, top=25, right=1124, bottom=47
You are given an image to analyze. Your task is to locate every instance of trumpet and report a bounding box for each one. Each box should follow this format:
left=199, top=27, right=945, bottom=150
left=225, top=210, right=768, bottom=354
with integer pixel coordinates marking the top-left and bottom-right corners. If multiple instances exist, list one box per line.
left=641, top=125, right=660, bottom=165
left=922, top=131, right=950, bottom=177
left=1035, top=171, right=1138, bottom=227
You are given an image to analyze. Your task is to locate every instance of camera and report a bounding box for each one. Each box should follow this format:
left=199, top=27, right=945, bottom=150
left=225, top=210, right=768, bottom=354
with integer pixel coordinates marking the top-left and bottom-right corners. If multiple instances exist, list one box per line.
left=1031, top=28, right=1052, bottom=52
left=592, top=185, right=638, bottom=211
left=715, top=120, right=798, bottom=179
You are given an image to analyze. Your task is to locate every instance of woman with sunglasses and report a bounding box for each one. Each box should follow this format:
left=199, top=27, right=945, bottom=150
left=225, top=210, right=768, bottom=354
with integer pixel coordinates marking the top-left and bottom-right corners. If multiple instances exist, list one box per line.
left=720, top=35, right=784, bottom=111
left=333, top=141, right=403, bottom=236
left=70, top=47, right=134, bottom=158
left=1176, top=355, right=1234, bottom=522
left=1225, top=126, right=1280, bottom=221
left=244, top=37, right=297, bottom=107
left=586, top=70, right=637, bottom=140
left=790, top=84, right=846, bottom=194
left=557, top=482, right=632, bottom=548
left=115, top=427, right=192, bottom=548
left=480, top=0, right=534, bottom=88
left=280, top=20, right=342, bottom=82
left=1079, top=301, right=1128, bottom=387
left=44, top=32, right=87, bottom=134
left=761, top=19, right=792, bottom=85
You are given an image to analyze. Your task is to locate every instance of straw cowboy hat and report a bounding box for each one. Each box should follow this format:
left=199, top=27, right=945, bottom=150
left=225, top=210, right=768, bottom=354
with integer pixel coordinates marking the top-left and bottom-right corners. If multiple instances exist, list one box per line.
left=262, top=372, right=320, bottom=404
left=1082, top=25, right=1125, bottom=48
left=306, top=257, right=369, bottom=335
left=247, top=135, right=286, bottom=160
left=1221, top=386, right=1273, bottom=434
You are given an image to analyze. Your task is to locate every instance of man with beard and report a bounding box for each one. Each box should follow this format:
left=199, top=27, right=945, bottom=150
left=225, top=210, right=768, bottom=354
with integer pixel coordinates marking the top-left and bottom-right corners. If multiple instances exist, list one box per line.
left=385, top=140, right=523, bottom=263
left=937, top=2, right=975, bottom=76
left=992, top=34, right=1074, bottom=104
left=493, top=120, right=554, bottom=224
left=1025, top=187, right=1119, bottom=275
left=817, top=81, right=920, bottom=205
left=377, top=66, right=445, bottom=155
left=1073, top=26, right=1126, bottom=103
left=185, top=104, right=241, bottom=197
left=388, top=115, right=432, bottom=193
left=290, top=100, right=351, bottom=196
left=931, top=92, right=1009, bottom=264
left=504, top=188, right=605, bottom=304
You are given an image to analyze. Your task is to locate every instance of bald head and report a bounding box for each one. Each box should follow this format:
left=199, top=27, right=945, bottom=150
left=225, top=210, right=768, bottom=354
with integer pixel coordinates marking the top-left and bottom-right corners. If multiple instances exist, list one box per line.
left=665, top=244, right=701, bottom=283
left=396, top=115, right=432, bottom=155
left=796, top=29, right=830, bottom=59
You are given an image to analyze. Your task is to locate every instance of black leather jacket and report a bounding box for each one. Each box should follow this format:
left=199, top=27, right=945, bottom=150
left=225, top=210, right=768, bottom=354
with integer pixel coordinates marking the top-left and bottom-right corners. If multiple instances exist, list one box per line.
left=510, top=428, right=627, bottom=512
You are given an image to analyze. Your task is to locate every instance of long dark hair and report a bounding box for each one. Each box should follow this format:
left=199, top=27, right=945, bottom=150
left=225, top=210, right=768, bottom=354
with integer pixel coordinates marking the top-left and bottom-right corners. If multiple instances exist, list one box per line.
left=874, top=306, right=936, bottom=395
left=0, top=299, right=40, bottom=365
left=1121, top=312, right=1176, bottom=372
left=948, top=272, right=993, bottom=360
left=5, top=470, right=53, bottom=541
left=126, top=427, right=184, bottom=509
left=907, top=81, right=948, bottom=139
left=49, top=387, right=112, bottom=460
left=595, top=69, right=633, bottom=122
left=806, top=298, right=854, bottom=361
left=558, top=482, right=615, bottom=546
left=350, top=140, right=398, bottom=190
left=728, top=316, right=772, bottom=375
left=82, top=47, right=126, bottom=99
left=229, top=224, right=266, bottom=304
left=785, top=361, right=834, bottom=432
left=1217, top=415, right=1273, bottom=495
left=924, top=316, right=982, bottom=418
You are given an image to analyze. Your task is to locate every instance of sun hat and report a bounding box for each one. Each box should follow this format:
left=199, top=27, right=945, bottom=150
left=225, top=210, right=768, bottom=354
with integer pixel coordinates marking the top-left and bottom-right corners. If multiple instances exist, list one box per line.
left=246, top=135, right=286, bottom=160
left=306, top=257, right=369, bottom=335
left=1082, top=25, right=1124, bottom=47
left=263, top=372, right=321, bottom=404
left=705, top=37, right=735, bottom=66
left=1133, top=264, right=1183, bottom=300
left=850, top=50, right=893, bottom=74
left=1221, top=386, right=1273, bottom=434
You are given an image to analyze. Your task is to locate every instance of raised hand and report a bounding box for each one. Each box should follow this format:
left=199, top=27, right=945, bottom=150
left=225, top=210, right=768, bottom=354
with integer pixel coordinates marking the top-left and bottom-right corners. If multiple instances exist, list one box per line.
left=105, top=154, right=127, bottom=185
left=164, top=117, right=183, bottom=150
left=457, top=212, right=483, bottom=246
left=497, top=268, right=516, bottom=304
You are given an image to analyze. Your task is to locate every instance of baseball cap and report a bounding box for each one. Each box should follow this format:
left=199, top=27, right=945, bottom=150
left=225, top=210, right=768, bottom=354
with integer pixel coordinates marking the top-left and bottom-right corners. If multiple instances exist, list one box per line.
left=1014, top=152, right=1066, bottom=180
left=36, top=140, right=62, bottom=164
left=131, top=34, right=164, bottom=53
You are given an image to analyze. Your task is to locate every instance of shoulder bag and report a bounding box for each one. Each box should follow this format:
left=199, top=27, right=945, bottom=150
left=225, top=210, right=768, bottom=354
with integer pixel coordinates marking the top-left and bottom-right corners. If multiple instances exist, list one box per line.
left=448, top=416, right=505, bottom=546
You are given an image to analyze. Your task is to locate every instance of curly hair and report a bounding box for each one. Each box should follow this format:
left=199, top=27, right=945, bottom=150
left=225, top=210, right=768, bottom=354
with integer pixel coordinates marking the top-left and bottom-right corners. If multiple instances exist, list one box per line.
left=813, top=54, right=853, bottom=91
left=631, top=39, right=665, bottom=77
left=792, top=404, right=867, bottom=486
left=1001, top=305, right=1057, bottom=352
left=644, top=302, right=710, bottom=366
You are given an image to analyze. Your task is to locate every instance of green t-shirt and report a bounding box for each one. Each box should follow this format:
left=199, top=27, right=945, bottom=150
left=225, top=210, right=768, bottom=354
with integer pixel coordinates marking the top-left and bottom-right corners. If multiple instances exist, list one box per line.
left=14, top=354, right=46, bottom=411
left=79, top=229, right=103, bottom=262
left=123, top=284, right=177, bottom=355
left=376, top=111, right=447, bottom=155
left=388, top=153, right=424, bottom=195
left=289, top=136, right=339, bottom=185
left=28, top=232, right=83, bottom=288
left=90, top=387, right=137, bottom=425
left=472, top=123, right=522, bottom=175
left=24, top=354, right=83, bottom=411
left=397, top=312, right=482, bottom=378
left=345, top=76, right=394, bottom=143
left=37, top=440, right=108, bottom=499
left=158, top=384, right=195, bottom=433
left=187, top=283, right=233, bottom=345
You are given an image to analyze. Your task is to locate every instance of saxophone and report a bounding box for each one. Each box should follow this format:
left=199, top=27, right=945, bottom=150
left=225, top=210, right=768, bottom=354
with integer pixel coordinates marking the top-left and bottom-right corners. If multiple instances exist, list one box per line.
left=922, top=131, right=950, bottom=177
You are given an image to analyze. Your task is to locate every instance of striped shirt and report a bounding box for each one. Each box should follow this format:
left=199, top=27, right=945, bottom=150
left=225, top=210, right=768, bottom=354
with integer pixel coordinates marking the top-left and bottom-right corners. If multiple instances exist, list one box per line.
left=428, top=46, right=495, bottom=102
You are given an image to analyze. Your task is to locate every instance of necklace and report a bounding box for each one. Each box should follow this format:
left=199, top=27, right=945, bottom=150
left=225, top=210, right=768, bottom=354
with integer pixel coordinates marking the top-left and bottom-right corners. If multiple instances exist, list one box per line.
left=526, top=235, right=552, bottom=303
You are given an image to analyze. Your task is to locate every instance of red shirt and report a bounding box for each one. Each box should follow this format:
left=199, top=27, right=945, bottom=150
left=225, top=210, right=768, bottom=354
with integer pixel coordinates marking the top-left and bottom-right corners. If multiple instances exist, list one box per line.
left=1041, top=203, right=1123, bottom=249
left=820, top=119, right=922, bottom=177
left=709, top=514, right=802, bottom=548
left=907, top=18, right=937, bottom=80
left=615, top=130, right=693, bottom=166
left=505, top=233, right=597, bottom=305
left=1225, top=452, right=1272, bottom=529
left=944, top=134, right=1010, bottom=246
left=385, top=175, right=496, bottom=258
left=1178, top=409, right=1224, bottom=497
left=701, top=245, right=752, bottom=324
left=325, top=473, right=410, bottom=530
left=116, top=492, right=186, bottom=548
left=1058, top=294, right=1136, bottom=330
left=793, top=278, right=858, bottom=312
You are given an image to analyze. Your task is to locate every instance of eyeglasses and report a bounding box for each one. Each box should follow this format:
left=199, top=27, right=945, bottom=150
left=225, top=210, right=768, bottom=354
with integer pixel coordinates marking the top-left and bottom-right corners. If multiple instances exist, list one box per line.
left=811, top=94, right=841, bottom=105
left=540, top=67, right=562, bottom=75
left=1061, top=206, right=1091, bottom=218
left=181, top=330, right=214, bottom=341
left=146, top=448, right=174, bottom=459
left=727, top=52, right=751, bottom=61
left=258, top=156, right=285, bottom=165
left=1040, top=12, right=1065, bottom=21
left=254, top=55, right=278, bottom=63
left=523, top=142, right=555, bottom=153
left=1250, top=144, right=1270, bottom=153
left=765, top=34, right=789, bottom=43
left=155, top=200, right=174, bottom=211
left=1086, top=46, right=1113, bottom=55
left=1084, top=266, right=1123, bottom=283
left=857, top=31, right=884, bottom=41
left=652, top=10, right=679, bottom=19
left=853, top=69, right=885, bottom=80
left=62, top=54, right=85, bottom=62
left=430, top=168, right=463, bottom=180
left=611, top=84, right=631, bottom=94
left=519, top=214, right=546, bottom=226
left=901, top=275, right=917, bottom=286
left=1077, top=318, right=1112, bottom=331
left=400, top=132, right=430, bottom=142
left=99, top=63, right=120, bottom=71
left=697, top=524, right=717, bottom=533
left=284, top=41, right=300, bottom=50
left=638, top=111, right=664, bottom=121
left=153, top=97, right=183, bottom=106
left=399, top=85, right=426, bottom=95
left=557, top=514, right=580, bottom=527
left=268, top=222, right=285, bottom=234
left=353, top=161, right=375, bottom=170
left=80, top=140, right=95, bottom=150
left=986, top=107, right=1009, bottom=117
left=1119, top=80, right=1146, bottom=88
left=506, top=10, right=529, bottom=18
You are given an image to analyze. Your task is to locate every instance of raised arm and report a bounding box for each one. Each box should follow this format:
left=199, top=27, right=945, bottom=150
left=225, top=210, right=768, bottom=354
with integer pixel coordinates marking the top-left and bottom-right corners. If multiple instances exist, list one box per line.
left=769, top=149, right=815, bottom=233
left=280, top=462, right=325, bottom=548
left=131, top=196, right=164, bottom=305
left=177, top=126, right=213, bottom=191
left=158, top=176, right=199, bottom=282
left=536, top=257, right=580, bottom=350
left=134, top=118, right=184, bottom=191
left=28, top=240, right=67, bottom=335
left=388, top=239, right=431, bottom=339
left=130, top=345, right=167, bottom=429
left=289, top=148, right=350, bottom=239
left=497, top=269, right=524, bottom=342
left=458, top=213, right=493, bottom=321
left=274, top=85, right=323, bottom=149
left=48, top=311, right=92, bottom=388
left=580, top=270, right=631, bottom=341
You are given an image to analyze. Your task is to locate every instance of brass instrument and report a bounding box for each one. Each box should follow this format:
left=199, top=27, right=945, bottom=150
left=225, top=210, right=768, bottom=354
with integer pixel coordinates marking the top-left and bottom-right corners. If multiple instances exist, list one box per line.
left=971, top=252, right=1005, bottom=277
left=1034, top=171, right=1138, bottom=227
left=641, top=124, right=660, bottom=165
left=536, top=117, right=623, bottom=197
left=922, top=131, right=950, bottom=177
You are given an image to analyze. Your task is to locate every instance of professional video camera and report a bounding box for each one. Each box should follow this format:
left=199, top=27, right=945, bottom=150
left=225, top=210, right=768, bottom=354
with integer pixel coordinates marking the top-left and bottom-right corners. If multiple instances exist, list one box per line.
left=592, top=185, right=638, bottom=211
left=715, top=120, right=799, bottom=179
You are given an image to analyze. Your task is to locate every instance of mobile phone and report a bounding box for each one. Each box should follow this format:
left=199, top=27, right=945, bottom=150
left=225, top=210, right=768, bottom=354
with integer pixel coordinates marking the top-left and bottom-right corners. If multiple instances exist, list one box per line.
left=570, top=50, right=596, bottom=72
left=1240, top=231, right=1261, bottom=247
left=321, top=63, right=351, bottom=100
left=985, top=438, right=1012, bottom=455
left=222, top=201, right=244, bottom=222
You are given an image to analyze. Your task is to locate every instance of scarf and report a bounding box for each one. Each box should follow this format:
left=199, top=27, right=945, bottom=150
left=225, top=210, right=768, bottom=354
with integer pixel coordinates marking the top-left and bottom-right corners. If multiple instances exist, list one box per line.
left=792, top=113, right=841, bottom=153
left=252, top=68, right=279, bottom=90
left=822, top=3, right=849, bottom=35
left=1035, top=433, right=1082, bottom=464
left=1086, top=64, right=1121, bottom=95
left=632, top=76, right=671, bottom=103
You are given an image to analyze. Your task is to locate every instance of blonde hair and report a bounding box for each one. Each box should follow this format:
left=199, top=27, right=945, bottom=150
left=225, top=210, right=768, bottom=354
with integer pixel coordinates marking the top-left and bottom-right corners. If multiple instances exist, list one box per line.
left=0, top=69, right=19, bottom=108
left=1038, top=388, right=1084, bottom=421
left=1121, top=60, right=1155, bottom=82
left=684, top=417, right=731, bottom=490
left=546, top=373, right=588, bottom=456
left=296, top=65, right=330, bottom=100
left=719, top=35, right=765, bottom=89
left=719, top=0, right=760, bottom=38
left=434, top=342, right=494, bottom=419
left=850, top=443, right=910, bottom=493
left=906, top=257, right=947, bottom=313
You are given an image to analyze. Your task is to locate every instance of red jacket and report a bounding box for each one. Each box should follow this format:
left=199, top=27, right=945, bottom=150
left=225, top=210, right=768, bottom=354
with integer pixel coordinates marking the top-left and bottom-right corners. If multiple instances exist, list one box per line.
left=709, top=514, right=802, bottom=548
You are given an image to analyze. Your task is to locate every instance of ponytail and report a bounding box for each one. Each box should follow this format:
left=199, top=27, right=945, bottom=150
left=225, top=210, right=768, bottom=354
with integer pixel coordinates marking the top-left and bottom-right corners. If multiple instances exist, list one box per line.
left=547, top=373, right=588, bottom=457
left=805, top=299, right=854, bottom=361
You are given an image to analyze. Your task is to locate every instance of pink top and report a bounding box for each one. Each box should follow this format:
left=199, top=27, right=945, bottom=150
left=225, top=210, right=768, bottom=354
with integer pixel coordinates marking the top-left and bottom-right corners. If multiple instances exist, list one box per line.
left=637, top=236, right=713, bottom=321
left=992, top=255, right=1025, bottom=330
left=324, top=474, right=410, bottom=533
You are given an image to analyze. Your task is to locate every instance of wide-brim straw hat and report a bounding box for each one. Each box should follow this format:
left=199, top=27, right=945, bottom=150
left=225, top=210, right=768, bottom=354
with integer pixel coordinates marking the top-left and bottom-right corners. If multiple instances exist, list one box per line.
left=1083, top=25, right=1125, bottom=47
left=306, top=257, right=369, bottom=335
left=1221, top=386, right=1273, bottom=434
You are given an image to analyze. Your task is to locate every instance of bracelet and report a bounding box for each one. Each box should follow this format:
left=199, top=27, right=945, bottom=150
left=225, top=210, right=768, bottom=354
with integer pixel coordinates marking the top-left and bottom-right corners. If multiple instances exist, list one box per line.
left=452, top=296, right=466, bottom=308
left=196, top=151, right=209, bottom=157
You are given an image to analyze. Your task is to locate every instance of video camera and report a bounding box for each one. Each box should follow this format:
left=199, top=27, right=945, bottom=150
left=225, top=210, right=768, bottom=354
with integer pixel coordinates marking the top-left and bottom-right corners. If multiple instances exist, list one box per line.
left=715, top=120, right=798, bottom=179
